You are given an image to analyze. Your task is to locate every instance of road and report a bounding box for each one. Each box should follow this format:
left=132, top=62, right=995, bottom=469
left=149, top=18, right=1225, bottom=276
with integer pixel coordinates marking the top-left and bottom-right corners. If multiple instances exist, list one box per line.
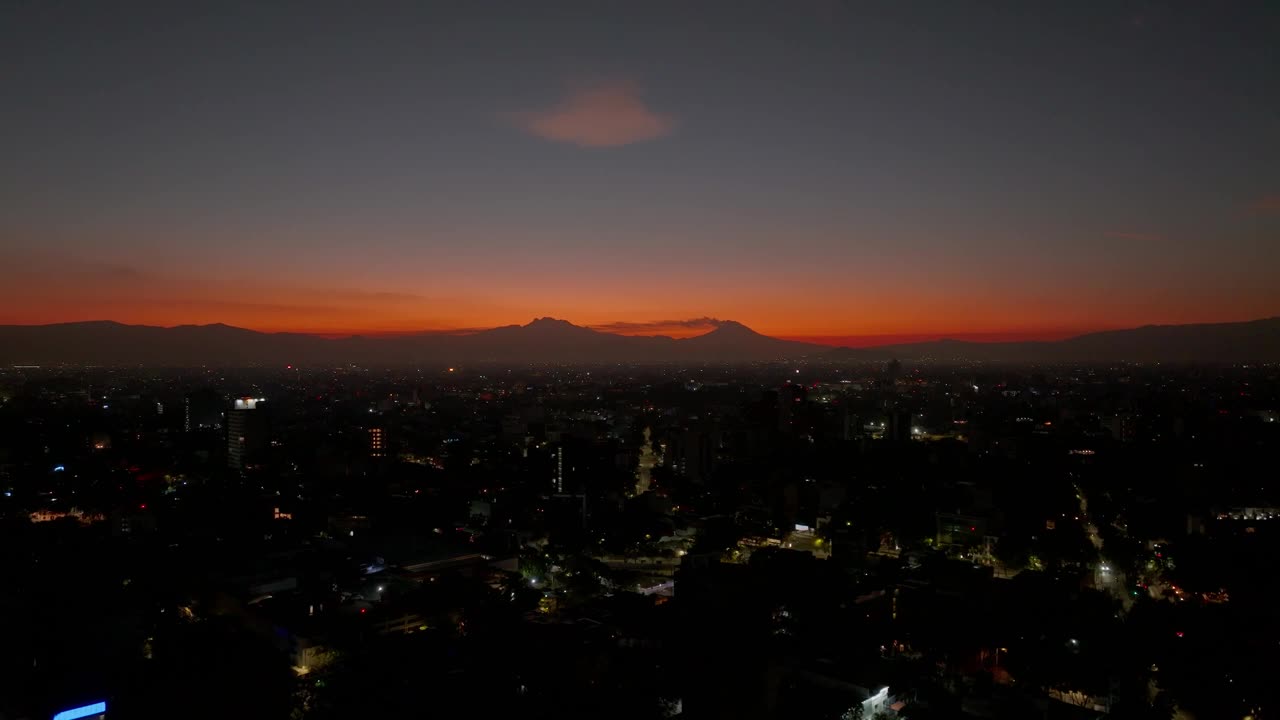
left=1076, top=484, right=1133, bottom=612
left=634, top=427, right=656, bottom=496
left=781, top=529, right=830, bottom=559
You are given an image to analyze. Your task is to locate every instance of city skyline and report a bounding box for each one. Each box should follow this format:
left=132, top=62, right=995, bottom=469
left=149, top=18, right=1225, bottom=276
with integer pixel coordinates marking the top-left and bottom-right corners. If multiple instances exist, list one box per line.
left=3, top=1, right=1278, bottom=340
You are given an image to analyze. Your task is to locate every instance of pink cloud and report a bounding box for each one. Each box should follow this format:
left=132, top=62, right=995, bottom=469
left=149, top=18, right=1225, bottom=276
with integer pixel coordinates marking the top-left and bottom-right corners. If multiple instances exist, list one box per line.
left=510, top=82, right=675, bottom=148
left=1104, top=231, right=1163, bottom=241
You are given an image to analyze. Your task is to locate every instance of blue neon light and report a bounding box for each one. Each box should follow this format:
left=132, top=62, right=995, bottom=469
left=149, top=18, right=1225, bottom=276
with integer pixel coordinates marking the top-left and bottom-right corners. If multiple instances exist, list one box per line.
left=53, top=465, right=66, bottom=472
left=52, top=701, right=106, bottom=720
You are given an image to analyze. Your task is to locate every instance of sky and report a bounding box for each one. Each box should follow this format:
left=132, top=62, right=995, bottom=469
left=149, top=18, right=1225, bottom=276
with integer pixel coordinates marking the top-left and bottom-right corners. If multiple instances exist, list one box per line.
left=2, top=0, right=1278, bottom=344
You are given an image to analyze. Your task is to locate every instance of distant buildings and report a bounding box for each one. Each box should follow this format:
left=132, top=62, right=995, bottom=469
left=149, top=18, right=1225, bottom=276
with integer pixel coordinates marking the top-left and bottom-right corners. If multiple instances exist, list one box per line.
left=935, top=511, right=992, bottom=548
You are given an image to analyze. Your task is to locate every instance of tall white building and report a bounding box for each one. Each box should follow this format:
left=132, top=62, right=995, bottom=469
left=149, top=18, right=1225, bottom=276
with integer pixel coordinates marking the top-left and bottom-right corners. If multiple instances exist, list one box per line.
left=227, top=397, right=267, bottom=470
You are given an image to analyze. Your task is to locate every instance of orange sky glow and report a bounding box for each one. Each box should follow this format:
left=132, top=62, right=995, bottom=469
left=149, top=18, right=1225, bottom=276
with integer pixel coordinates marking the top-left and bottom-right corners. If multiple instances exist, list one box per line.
left=2, top=256, right=1274, bottom=346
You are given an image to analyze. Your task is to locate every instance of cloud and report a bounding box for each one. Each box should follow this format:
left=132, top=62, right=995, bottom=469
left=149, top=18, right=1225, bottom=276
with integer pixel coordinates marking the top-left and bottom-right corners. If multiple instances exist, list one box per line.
left=1104, top=231, right=1163, bottom=241
left=509, top=82, right=675, bottom=148
left=591, top=317, right=724, bottom=334
left=1252, top=195, right=1280, bottom=215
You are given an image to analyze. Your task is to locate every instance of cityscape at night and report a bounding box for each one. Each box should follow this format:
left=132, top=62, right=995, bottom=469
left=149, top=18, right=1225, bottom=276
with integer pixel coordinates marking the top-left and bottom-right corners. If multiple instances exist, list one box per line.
left=2, top=1, right=1279, bottom=719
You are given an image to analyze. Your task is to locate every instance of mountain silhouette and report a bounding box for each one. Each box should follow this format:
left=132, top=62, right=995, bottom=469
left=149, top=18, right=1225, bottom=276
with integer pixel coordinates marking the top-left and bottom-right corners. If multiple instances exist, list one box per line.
left=0, top=317, right=825, bottom=365
left=824, top=317, right=1280, bottom=363
left=678, top=321, right=817, bottom=360
left=0, top=316, right=1277, bottom=366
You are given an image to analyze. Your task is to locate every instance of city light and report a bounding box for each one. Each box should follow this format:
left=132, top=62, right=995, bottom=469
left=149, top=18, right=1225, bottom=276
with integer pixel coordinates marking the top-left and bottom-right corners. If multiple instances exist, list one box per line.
left=52, top=702, right=106, bottom=720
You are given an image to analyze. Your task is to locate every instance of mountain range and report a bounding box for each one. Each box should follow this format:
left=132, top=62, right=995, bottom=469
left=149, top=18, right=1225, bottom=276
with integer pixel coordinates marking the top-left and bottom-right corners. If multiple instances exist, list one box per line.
left=1, top=317, right=1278, bottom=366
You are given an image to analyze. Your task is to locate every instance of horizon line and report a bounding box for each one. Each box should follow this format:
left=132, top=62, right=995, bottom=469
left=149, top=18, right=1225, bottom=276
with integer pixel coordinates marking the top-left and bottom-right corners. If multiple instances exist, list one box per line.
left=7, top=316, right=1277, bottom=348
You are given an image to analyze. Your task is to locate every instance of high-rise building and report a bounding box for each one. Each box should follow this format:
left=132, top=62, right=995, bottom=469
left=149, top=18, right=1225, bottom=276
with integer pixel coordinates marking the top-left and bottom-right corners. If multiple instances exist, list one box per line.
left=1108, top=413, right=1137, bottom=443
left=671, top=426, right=718, bottom=484
left=184, top=389, right=224, bottom=432
left=369, top=427, right=385, bottom=457
left=842, top=405, right=860, bottom=441
left=885, top=358, right=903, bottom=385
left=553, top=446, right=564, bottom=492
left=777, top=383, right=807, bottom=432
left=886, top=410, right=913, bottom=442
left=227, top=397, right=268, bottom=470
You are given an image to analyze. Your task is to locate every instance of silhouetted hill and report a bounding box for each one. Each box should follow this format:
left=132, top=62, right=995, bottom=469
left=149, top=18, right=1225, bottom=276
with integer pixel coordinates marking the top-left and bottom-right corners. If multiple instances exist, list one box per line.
left=0, top=318, right=826, bottom=366
left=825, top=317, right=1280, bottom=363
left=678, top=321, right=825, bottom=360
left=0, top=321, right=329, bottom=366
left=2, top=317, right=1277, bottom=366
